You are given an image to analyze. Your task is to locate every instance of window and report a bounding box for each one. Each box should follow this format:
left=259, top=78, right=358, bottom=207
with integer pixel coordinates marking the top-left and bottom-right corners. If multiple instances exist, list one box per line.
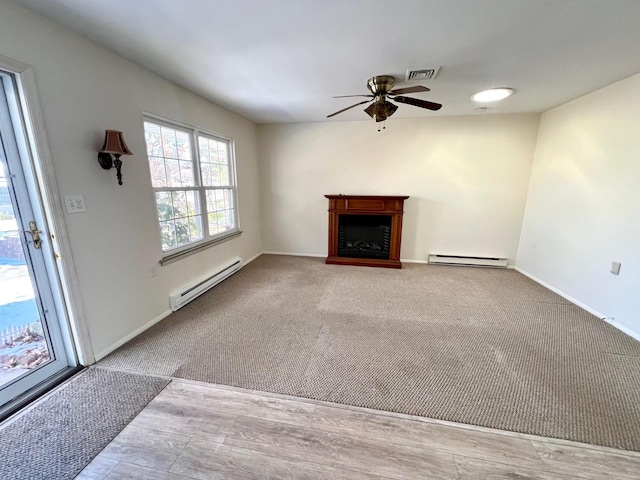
left=143, top=117, right=239, bottom=258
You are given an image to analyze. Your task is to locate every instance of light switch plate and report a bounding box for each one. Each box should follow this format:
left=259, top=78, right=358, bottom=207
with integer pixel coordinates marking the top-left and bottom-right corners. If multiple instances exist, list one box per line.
left=64, top=195, right=86, bottom=214
left=611, top=261, right=621, bottom=275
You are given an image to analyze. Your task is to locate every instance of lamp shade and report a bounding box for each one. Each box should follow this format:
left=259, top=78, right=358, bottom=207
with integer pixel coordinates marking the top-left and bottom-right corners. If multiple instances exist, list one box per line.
left=100, top=130, right=133, bottom=155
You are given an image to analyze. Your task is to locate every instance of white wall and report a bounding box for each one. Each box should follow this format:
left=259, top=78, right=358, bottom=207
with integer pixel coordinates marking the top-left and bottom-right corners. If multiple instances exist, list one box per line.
left=259, top=114, right=540, bottom=263
left=0, top=0, right=262, bottom=359
left=517, top=73, right=640, bottom=337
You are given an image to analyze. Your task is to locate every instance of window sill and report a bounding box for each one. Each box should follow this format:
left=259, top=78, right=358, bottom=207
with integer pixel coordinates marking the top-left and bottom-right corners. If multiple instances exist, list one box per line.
left=159, top=230, right=242, bottom=266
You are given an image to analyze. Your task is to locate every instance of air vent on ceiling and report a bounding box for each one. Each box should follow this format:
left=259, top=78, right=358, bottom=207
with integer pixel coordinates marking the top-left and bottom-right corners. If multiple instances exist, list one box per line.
left=405, top=67, right=440, bottom=81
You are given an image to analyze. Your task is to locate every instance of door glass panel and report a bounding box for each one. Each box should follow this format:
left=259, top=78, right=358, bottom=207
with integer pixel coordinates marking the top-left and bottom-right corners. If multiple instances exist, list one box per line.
left=0, top=68, right=74, bottom=417
left=0, top=162, right=51, bottom=389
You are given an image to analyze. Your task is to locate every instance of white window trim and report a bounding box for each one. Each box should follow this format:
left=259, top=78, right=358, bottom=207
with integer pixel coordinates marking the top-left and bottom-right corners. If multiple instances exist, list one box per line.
left=142, top=112, right=241, bottom=263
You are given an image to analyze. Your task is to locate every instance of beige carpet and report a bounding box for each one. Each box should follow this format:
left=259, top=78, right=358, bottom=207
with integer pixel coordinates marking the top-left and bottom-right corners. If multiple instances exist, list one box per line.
left=100, top=255, right=640, bottom=451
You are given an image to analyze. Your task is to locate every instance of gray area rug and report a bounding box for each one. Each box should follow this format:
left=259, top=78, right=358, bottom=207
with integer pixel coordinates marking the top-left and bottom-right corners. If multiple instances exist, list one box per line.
left=0, top=367, right=168, bottom=480
left=100, top=255, right=640, bottom=451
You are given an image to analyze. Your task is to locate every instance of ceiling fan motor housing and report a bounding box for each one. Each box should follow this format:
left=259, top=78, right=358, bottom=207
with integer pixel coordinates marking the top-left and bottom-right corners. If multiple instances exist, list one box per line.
left=367, top=75, right=396, bottom=94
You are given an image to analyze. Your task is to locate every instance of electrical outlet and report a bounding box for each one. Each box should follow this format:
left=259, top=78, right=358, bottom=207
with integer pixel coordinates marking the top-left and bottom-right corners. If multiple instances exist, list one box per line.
left=611, top=261, right=621, bottom=275
left=149, top=266, right=157, bottom=278
left=64, top=195, right=86, bottom=214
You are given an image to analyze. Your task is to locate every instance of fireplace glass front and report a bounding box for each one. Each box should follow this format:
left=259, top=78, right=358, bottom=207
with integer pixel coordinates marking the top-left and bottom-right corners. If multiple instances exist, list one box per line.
left=337, top=215, right=391, bottom=260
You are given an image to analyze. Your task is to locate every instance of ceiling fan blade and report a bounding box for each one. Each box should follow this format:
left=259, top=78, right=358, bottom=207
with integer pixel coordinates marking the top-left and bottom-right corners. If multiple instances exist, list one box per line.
left=393, top=95, right=442, bottom=111
left=389, top=85, right=430, bottom=95
left=327, top=100, right=372, bottom=118
left=333, top=94, right=374, bottom=98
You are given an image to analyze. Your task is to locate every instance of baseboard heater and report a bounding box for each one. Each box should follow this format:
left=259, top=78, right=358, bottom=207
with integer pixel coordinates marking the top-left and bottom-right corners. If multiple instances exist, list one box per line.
left=169, top=257, right=243, bottom=311
left=428, top=254, right=508, bottom=268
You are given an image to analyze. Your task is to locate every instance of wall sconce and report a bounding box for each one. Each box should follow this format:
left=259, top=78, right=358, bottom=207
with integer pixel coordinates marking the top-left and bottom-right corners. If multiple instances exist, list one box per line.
left=97, top=130, right=133, bottom=185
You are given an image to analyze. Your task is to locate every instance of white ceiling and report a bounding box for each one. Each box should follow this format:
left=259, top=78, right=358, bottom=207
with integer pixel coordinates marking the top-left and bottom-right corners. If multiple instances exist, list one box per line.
left=15, top=0, right=640, bottom=124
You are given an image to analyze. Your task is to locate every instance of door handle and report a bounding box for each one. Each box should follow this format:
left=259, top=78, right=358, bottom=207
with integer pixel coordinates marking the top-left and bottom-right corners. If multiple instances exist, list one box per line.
left=6, top=221, right=43, bottom=249
left=25, top=221, right=42, bottom=249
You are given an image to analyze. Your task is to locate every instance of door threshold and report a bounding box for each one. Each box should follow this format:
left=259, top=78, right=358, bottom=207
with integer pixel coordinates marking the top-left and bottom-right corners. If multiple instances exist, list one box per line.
left=0, top=365, right=84, bottom=422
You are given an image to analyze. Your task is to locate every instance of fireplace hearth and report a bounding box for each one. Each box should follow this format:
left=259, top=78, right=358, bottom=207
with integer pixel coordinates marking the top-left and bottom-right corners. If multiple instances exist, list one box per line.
left=325, top=195, right=409, bottom=268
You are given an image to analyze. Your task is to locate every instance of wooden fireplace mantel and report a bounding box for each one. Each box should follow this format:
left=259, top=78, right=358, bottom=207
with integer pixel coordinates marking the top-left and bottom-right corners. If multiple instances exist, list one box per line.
left=325, top=194, right=409, bottom=269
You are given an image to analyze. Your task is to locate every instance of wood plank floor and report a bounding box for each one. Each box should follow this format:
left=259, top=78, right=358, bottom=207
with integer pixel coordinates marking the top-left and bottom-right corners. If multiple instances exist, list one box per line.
left=76, top=377, right=640, bottom=480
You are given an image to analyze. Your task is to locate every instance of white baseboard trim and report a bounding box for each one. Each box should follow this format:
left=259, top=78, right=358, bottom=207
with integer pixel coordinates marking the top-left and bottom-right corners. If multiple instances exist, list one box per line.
left=244, top=251, right=263, bottom=265
left=602, top=318, right=640, bottom=342
left=401, top=258, right=430, bottom=264
left=93, top=309, right=173, bottom=362
left=514, top=267, right=640, bottom=342
left=514, top=267, right=607, bottom=317
left=263, top=251, right=326, bottom=258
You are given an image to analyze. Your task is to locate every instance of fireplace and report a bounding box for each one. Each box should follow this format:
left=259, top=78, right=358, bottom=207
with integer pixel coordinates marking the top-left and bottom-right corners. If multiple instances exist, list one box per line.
left=338, top=215, right=391, bottom=259
left=325, top=195, right=409, bottom=268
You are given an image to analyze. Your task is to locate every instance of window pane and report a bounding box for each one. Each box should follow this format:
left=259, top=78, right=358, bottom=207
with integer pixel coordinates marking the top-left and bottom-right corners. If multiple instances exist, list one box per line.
left=155, top=190, right=203, bottom=251
left=144, top=122, right=195, bottom=189
left=185, top=190, right=198, bottom=216
left=171, top=191, right=188, bottom=217
left=214, top=189, right=226, bottom=210
left=225, top=210, right=235, bottom=230
left=206, top=188, right=235, bottom=236
left=217, top=142, right=228, bottom=165
left=207, top=139, right=219, bottom=164
left=164, top=159, right=181, bottom=187
left=179, top=161, right=194, bottom=186
left=159, top=220, right=177, bottom=250
left=175, top=216, right=203, bottom=245
left=160, top=127, right=178, bottom=159
left=149, top=156, right=167, bottom=187
left=199, top=135, right=230, bottom=187
left=219, top=165, right=230, bottom=186
left=176, top=131, right=192, bottom=161
left=211, top=164, right=221, bottom=186
left=174, top=219, right=191, bottom=247
left=144, top=124, right=163, bottom=157
left=199, top=139, right=209, bottom=162
left=189, top=215, right=203, bottom=241
left=155, top=192, right=173, bottom=220
left=200, top=162, right=212, bottom=186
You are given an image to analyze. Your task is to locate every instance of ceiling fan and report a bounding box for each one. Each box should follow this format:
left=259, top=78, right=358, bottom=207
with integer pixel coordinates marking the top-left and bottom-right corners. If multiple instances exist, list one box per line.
left=327, top=75, right=442, bottom=123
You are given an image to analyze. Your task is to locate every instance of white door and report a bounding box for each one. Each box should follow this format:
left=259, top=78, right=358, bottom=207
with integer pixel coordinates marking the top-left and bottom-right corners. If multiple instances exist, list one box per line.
left=0, top=69, right=76, bottom=416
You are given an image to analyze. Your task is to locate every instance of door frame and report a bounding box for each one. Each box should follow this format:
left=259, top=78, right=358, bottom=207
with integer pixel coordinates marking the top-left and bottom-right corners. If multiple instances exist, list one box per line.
left=0, top=54, right=94, bottom=366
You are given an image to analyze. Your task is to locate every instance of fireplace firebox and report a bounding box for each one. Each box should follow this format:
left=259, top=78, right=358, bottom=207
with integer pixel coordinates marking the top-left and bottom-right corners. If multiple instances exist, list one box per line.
left=325, top=195, right=409, bottom=268
left=338, top=215, right=391, bottom=259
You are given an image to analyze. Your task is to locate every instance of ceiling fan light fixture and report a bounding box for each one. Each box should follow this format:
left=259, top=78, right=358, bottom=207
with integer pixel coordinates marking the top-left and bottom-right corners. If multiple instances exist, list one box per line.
left=471, top=88, right=514, bottom=103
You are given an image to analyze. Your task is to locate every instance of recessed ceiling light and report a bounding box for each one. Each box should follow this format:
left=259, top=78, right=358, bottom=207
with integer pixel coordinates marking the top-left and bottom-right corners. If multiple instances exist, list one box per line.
left=470, top=88, right=514, bottom=103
